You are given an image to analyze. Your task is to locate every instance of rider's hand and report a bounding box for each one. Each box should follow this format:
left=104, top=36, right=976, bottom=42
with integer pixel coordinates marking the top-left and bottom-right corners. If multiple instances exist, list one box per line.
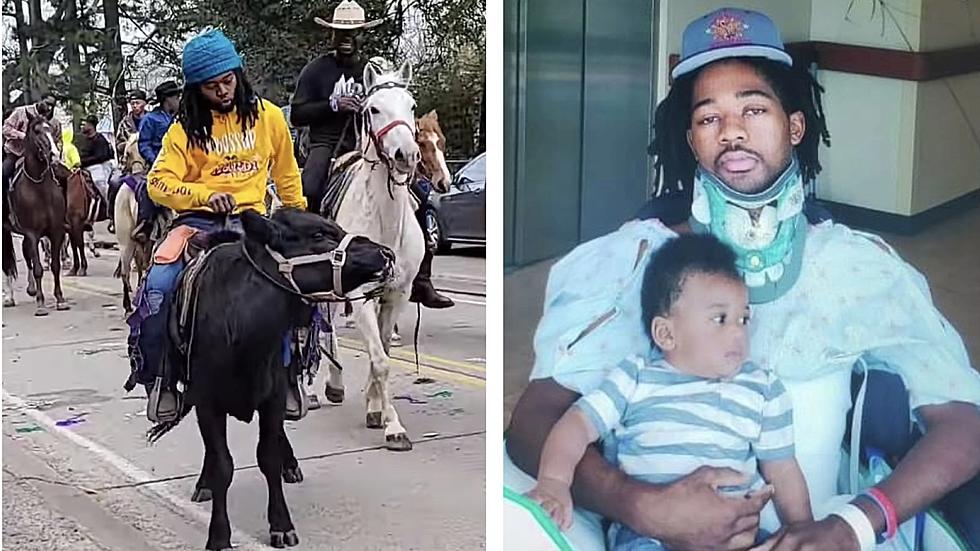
left=623, top=466, right=773, bottom=551
left=336, top=96, right=362, bottom=113
left=207, top=192, right=237, bottom=213
left=525, top=477, right=575, bottom=531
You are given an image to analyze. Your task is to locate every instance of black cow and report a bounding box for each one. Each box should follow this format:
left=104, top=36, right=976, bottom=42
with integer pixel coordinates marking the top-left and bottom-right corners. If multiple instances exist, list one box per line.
left=148, top=208, right=394, bottom=550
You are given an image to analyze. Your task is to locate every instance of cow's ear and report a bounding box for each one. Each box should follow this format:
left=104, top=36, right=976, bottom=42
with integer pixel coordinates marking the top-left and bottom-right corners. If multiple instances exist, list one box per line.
left=242, top=209, right=282, bottom=247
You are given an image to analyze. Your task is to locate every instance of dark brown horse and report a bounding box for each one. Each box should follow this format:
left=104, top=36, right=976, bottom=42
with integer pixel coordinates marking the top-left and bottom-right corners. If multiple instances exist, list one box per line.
left=2, top=115, right=70, bottom=315
left=65, top=168, right=108, bottom=276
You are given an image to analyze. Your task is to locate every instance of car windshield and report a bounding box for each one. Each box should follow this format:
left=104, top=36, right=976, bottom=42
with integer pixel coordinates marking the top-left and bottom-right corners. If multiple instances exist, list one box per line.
left=459, top=155, right=486, bottom=183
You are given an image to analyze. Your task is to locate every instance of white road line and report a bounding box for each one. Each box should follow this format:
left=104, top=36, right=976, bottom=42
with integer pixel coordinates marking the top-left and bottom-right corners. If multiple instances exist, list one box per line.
left=2, top=389, right=266, bottom=551
left=444, top=296, right=486, bottom=307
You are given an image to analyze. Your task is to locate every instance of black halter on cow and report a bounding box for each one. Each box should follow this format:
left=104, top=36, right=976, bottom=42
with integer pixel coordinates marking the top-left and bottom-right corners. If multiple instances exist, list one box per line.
left=144, top=208, right=393, bottom=550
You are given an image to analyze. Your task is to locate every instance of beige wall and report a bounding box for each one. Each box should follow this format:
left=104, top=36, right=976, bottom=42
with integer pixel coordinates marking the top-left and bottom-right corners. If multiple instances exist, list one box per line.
left=817, top=72, right=918, bottom=214
left=911, top=1, right=980, bottom=213
left=657, top=0, right=980, bottom=217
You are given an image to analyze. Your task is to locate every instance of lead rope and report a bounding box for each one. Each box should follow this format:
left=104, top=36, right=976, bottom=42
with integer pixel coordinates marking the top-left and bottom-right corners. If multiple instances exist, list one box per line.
left=414, top=302, right=422, bottom=377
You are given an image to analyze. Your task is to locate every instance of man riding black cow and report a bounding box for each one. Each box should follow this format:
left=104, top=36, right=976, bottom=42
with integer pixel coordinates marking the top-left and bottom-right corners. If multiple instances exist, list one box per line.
left=290, top=0, right=454, bottom=309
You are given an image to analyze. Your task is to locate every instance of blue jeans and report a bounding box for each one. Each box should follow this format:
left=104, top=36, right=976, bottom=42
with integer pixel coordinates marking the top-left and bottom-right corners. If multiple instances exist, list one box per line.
left=127, top=213, right=245, bottom=387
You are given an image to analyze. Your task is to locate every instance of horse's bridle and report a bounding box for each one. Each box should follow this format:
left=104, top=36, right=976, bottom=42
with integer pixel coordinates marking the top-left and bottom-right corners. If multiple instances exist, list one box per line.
left=361, top=81, right=417, bottom=194
left=241, top=234, right=386, bottom=305
left=20, top=128, right=54, bottom=184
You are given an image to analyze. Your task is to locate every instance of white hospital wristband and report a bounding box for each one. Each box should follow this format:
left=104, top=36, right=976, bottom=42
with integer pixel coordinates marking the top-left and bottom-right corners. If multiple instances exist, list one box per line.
left=830, top=503, right=877, bottom=551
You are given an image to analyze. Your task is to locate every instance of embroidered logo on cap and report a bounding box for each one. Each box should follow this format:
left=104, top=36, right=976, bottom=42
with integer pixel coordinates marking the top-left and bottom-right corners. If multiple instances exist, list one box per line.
left=707, top=13, right=749, bottom=44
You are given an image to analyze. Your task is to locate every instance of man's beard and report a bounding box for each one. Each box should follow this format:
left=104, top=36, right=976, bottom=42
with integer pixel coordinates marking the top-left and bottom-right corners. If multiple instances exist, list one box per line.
left=713, top=148, right=791, bottom=195
left=210, top=99, right=235, bottom=114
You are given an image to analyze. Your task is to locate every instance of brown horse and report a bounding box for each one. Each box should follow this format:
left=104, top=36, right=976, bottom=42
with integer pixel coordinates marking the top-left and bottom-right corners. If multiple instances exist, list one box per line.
left=415, top=110, right=452, bottom=191
left=65, top=168, right=109, bottom=276
left=2, top=115, right=70, bottom=315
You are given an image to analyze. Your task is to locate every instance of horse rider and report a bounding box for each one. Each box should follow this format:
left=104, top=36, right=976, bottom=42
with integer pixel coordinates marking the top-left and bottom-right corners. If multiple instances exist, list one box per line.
left=62, top=126, right=81, bottom=169
left=290, top=1, right=454, bottom=309
left=2, top=95, right=62, bottom=222
left=131, top=80, right=181, bottom=241
left=115, top=89, right=148, bottom=159
left=290, top=0, right=377, bottom=211
left=76, top=114, right=114, bottom=207
left=124, top=30, right=308, bottom=423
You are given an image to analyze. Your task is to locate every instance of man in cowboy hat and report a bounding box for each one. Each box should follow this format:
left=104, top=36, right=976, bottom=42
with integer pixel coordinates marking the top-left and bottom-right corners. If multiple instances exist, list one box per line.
left=115, top=89, right=148, bottom=159
left=132, top=80, right=181, bottom=240
left=291, top=5, right=456, bottom=310
left=289, top=0, right=382, bottom=212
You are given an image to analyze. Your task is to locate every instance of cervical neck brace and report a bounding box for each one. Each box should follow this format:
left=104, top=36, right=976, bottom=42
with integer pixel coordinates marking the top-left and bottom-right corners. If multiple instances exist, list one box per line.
left=689, top=156, right=807, bottom=304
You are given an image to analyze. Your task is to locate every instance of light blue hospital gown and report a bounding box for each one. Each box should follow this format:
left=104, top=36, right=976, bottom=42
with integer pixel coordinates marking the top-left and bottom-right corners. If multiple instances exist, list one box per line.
left=577, top=357, right=794, bottom=550
left=530, top=219, right=980, bottom=547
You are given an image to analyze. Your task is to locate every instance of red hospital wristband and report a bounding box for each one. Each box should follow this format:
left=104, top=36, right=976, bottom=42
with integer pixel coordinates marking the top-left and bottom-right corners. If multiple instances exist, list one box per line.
left=865, top=487, right=898, bottom=539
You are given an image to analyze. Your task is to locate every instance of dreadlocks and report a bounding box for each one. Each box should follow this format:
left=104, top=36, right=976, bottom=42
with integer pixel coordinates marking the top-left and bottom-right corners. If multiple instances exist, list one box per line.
left=649, top=58, right=830, bottom=197
left=177, top=68, right=261, bottom=152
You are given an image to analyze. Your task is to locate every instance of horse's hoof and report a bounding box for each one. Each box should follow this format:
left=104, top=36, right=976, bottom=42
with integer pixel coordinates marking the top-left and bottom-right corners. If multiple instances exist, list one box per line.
left=25, top=287, right=36, bottom=297
left=324, top=384, right=345, bottom=404
left=366, top=411, right=383, bottom=429
left=55, top=301, right=70, bottom=311
left=78, top=268, right=87, bottom=277
left=281, top=465, right=304, bottom=484
left=67, top=269, right=78, bottom=277
left=2, top=298, right=14, bottom=308
left=385, top=433, right=413, bottom=452
left=190, top=487, right=212, bottom=502
left=34, top=306, right=49, bottom=317
left=270, top=530, right=299, bottom=548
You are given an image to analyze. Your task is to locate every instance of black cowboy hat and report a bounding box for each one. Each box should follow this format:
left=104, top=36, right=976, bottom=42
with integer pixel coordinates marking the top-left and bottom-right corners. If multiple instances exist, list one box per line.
left=154, top=81, right=182, bottom=103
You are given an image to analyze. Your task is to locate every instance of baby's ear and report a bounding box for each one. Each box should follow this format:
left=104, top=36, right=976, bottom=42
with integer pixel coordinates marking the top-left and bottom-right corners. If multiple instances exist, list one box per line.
left=651, top=317, right=675, bottom=351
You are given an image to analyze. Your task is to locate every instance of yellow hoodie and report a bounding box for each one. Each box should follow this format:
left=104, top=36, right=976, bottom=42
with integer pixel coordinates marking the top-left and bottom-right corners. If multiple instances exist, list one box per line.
left=62, top=127, right=81, bottom=168
left=147, top=100, right=306, bottom=214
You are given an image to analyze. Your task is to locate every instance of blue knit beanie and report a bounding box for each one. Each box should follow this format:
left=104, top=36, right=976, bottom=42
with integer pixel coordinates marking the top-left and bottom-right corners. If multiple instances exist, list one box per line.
left=182, top=30, right=243, bottom=85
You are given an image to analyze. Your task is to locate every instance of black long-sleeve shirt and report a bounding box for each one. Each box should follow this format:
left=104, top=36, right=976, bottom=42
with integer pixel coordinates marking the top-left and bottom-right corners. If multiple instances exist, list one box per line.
left=290, top=54, right=365, bottom=153
left=77, top=133, right=113, bottom=167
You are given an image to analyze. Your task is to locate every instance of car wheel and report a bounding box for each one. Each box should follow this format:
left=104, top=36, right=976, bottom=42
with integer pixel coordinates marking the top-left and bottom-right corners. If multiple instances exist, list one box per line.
left=425, top=208, right=450, bottom=254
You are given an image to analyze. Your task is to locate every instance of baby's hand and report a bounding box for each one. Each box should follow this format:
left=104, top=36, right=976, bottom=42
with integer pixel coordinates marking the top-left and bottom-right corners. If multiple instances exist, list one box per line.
left=525, top=477, right=574, bottom=531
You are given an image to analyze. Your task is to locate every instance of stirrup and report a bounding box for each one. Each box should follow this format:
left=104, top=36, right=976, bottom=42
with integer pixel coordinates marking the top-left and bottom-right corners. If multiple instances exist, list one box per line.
left=147, top=377, right=180, bottom=423
left=284, top=375, right=308, bottom=421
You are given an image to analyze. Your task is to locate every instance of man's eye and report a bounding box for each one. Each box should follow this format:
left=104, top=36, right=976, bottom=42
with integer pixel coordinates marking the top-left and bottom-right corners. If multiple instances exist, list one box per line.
left=712, top=314, right=726, bottom=324
left=745, top=108, right=766, bottom=116
left=740, top=315, right=751, bottom=325
left=699, top=116, right=719, bottom=126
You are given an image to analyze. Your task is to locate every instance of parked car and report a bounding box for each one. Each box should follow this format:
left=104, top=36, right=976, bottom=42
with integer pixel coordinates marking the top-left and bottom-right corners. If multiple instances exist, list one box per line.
left=426, top=152, right=486, bottom=253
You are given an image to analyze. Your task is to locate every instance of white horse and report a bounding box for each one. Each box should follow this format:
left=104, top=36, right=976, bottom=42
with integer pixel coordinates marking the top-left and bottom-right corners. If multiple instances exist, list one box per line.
left=323, top=59, right=432, bottom=451
left=113, top=183, right=147, bottom=313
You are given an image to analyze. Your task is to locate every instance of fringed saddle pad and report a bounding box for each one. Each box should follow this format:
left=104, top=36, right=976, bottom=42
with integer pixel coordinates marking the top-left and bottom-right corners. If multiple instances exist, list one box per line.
left=319, top=151, right=363, bottom=220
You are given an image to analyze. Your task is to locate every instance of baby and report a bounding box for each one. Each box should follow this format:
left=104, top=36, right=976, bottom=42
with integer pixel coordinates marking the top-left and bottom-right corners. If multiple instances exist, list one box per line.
left=526, top=233, right=812, bottom=550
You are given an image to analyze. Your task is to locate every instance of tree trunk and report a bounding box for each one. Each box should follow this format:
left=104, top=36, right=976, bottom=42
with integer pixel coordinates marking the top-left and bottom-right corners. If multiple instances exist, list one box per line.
left=103, top=0, right=127, bottom=129
left=65, top=0, right=84, bottom=131
left=26, top=0, right=44, bottom=101
left=12, top=0, right=32, bottom=101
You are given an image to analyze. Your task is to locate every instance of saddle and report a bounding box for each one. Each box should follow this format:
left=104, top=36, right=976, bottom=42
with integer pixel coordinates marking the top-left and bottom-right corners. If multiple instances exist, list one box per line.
left=74, top=169, right=109, bottom=224
left=148, top=226, right=314, bottom=423
left=319, top=151, right=362, bottom=220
